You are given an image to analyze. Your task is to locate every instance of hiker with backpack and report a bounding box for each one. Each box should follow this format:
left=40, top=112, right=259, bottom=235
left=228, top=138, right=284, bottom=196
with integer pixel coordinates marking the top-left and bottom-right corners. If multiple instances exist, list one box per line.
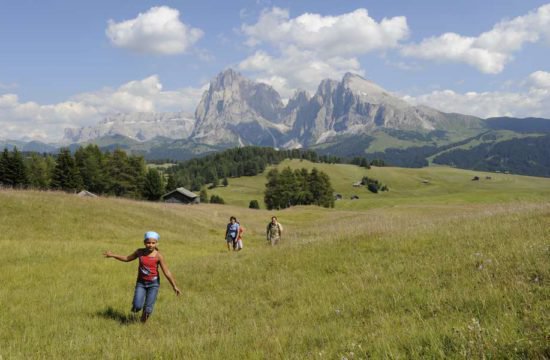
left=266, top=216, right=283, bottom=246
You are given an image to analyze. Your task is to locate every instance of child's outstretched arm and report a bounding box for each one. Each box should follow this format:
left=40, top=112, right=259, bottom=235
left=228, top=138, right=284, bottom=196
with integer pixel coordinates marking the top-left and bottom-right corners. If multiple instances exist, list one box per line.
left=158, top=253, right=181, bottom=296
left=103, top=250, right=138, bottom=262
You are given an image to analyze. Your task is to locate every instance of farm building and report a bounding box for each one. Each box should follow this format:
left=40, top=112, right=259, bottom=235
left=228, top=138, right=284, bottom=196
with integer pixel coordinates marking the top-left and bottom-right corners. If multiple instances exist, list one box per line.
left=76, top=190, right=98, bottom=198
left=162, top=187, right=199, bottom=204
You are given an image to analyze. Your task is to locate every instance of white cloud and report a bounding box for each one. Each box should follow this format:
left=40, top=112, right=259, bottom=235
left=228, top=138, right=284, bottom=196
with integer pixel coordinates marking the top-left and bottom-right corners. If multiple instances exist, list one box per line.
left=402, top=4, right=550, bottom=73
left=239, top=47, right=363, bottom=98
left=106, top=6, right=204, bottom=55
left=243, top=7, right=408, bottom=56
left=239, top=7, right=406, bottom=96
left=403, top=71, right=550, bottom=118
left=0, top=76, right=205, bottom=141
left=528, top=70, right=550, bottom=88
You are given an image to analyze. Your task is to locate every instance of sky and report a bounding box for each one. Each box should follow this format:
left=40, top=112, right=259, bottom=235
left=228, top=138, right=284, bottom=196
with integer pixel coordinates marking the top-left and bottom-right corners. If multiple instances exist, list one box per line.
left=1, top=0, right=550, bottom=142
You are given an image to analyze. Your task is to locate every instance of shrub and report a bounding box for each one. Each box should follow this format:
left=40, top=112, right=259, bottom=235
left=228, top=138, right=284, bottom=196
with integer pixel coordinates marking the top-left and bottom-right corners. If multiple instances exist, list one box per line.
left=210, top=194, right=225, bottom=204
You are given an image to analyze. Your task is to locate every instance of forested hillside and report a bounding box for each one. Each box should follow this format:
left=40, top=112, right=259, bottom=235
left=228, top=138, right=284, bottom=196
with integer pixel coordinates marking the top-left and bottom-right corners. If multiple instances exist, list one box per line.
left=433, top=134, right=550, bottom=177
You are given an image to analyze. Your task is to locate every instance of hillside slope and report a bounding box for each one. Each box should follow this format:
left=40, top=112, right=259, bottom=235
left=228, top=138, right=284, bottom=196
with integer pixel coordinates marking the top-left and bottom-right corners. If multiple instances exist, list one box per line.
left=208, top=159, right=550, bottom=209
left=1, top=173, right=549, bottom=357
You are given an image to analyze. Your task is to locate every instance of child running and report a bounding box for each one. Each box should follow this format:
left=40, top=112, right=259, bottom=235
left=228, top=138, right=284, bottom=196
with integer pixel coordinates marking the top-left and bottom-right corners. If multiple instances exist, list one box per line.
left=104, top=231, right=181, bottom=323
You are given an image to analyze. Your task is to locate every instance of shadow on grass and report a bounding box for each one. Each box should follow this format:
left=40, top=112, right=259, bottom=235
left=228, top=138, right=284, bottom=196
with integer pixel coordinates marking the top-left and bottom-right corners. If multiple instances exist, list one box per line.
left=96, top=306, right=139, bottom=325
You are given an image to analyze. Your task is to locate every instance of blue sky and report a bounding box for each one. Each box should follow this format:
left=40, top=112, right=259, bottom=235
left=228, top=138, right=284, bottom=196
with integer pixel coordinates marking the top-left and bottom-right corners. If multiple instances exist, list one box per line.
left=1, top=0, right=550, bottom=141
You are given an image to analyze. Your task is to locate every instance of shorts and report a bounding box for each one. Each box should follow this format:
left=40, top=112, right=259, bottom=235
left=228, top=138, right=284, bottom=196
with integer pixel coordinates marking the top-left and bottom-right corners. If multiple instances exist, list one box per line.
left=226, top=235, right=236, bottom=243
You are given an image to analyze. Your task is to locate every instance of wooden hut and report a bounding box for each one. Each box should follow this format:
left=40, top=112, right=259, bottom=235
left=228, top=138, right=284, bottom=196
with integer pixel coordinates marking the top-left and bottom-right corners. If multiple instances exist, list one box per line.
left=76, top=190, right=98, bottom=198
left=162, top=187, right=199, bottom=204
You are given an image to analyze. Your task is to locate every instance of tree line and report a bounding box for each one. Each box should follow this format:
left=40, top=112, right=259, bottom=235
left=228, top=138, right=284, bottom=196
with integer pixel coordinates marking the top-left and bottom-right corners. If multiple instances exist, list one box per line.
left=0, top=145, right=166, bottom=200
left=165, top=146, right=344, bottom=192
left=1, top=145, right=375, bottom=206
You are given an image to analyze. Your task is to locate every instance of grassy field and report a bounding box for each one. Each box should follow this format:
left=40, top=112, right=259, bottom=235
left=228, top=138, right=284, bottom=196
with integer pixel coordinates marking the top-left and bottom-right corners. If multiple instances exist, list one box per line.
left=1, top=164, right=549, bottom=358
left=209, top=159, right=550, bottom=209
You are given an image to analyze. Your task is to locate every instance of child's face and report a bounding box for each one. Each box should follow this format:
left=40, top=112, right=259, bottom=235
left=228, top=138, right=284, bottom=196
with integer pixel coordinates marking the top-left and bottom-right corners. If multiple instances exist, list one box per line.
left=144, top=238, right=157, bottom=252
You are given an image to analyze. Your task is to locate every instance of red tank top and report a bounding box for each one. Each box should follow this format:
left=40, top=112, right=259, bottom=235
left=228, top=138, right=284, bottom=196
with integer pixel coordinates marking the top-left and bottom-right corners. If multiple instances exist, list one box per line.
left=137, top=254, right=159, bottom=282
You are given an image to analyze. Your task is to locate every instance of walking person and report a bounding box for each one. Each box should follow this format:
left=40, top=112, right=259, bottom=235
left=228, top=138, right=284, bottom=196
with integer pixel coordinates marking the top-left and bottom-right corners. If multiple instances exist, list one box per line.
left=225, top=216, right=240, bottom=251
left=266, top=216, right=283, bottom=246
left=104, top=231, right=181, bottom=323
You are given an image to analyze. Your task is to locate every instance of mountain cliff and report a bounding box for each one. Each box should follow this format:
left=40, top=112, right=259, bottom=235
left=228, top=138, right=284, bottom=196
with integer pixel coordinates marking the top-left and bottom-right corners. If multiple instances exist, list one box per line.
left=63, top=69, right=484, bottom=149
left=191, top=69, right=288, bottom=147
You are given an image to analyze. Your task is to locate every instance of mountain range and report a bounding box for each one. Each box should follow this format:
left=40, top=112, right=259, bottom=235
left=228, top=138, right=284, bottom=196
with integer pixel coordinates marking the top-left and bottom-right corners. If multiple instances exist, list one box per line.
left=3, top=69, right=550, bottom=176
left=62, top=69, right=484, bottom=148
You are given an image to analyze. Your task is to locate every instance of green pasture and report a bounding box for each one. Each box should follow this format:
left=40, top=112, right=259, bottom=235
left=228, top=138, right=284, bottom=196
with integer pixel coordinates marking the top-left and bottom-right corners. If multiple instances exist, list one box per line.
left=209, top=160, right=550, bottom=209
left=1, top=164, right=549, bottom=358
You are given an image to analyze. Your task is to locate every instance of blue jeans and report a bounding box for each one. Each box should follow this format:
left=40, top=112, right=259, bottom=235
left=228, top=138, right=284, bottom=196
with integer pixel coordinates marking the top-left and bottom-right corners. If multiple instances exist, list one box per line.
left=131, top=279, right=160, bottom=315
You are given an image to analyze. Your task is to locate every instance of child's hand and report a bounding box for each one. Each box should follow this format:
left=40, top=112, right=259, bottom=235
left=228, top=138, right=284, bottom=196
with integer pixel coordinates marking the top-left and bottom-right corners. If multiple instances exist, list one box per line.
left=173, top=286, right=181, bottom=296
left=103, top=251, right=113, bottom=258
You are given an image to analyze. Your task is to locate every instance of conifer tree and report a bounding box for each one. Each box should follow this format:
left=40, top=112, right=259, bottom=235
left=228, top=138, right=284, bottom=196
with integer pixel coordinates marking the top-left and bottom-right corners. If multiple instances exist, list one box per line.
left=264, top=168, right=280, bottom=210
left=75, top=145, right=107, bottom=194
left=51, top=148, right=82, bottom=192
left=26, top=153, right=49, bottom=189
left=0, top=148, right=8, bottom=185
left=166, top=173, right=177, bottom=192
left=10, top=147, right=28, bottom=188
left=142, top=168, right=165, bottom=201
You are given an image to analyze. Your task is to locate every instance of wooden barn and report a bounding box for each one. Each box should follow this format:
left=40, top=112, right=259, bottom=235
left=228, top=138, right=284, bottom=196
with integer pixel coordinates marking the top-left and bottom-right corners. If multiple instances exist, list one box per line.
left=162, top=187, right=199, bottom=204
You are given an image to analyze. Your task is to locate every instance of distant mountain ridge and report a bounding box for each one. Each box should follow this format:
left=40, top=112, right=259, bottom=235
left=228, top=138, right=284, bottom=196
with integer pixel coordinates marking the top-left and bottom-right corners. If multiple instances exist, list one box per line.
left=62, top=112, right=195, bottom=144
left=61, top=69, right=484, bottom=148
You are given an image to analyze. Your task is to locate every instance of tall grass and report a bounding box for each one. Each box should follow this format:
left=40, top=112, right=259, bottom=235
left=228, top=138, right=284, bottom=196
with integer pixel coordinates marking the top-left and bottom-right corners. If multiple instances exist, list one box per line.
left=0, top=172, right=549, bottom=358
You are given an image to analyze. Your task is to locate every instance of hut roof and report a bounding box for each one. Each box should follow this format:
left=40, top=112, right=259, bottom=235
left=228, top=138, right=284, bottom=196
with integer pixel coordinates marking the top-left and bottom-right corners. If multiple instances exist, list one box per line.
left=162, top=187, right=198, bottom=199
left=76, top=190, right=98, bottom=198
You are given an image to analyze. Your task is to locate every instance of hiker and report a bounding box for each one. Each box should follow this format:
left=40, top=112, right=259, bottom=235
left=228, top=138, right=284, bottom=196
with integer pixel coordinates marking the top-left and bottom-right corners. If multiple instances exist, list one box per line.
left=235, top=221, right=244, bottom=251
left=266, top=216, right=283, bottom=246
left=103, top=231, right=181, bottom=323
left=225, top=216, right=240, bottom=251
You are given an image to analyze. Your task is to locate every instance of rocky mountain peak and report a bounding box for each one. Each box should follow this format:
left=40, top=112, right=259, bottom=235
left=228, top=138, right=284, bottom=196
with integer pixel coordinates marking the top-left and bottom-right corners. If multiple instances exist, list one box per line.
left=192, top=69, right=286, bottom=146
left=342, top=73, right=387, bottom=96
left=211, top=68, right=245, bottom=90
left=316, top=79, right=340, bottom=98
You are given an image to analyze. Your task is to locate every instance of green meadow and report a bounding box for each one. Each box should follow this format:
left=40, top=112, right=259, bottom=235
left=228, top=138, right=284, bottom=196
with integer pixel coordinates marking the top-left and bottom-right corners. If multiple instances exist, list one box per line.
left=1, top=162, right=549, bottom=358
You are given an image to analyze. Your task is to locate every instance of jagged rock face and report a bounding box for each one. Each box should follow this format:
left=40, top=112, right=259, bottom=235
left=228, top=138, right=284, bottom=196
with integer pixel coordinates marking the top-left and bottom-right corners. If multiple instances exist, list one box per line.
left=63, top=69, right=483, bottom=149
left=192, top=69, right=287, bottom=146
left=62, top=112, right=195, bottom=144
left=289, top=73, right=481, bottom=146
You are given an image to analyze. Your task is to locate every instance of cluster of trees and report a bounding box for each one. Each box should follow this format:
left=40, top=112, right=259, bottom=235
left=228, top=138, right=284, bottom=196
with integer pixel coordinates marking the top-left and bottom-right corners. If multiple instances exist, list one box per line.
left=264, top=167, right=335, bottom=210
left=0, top=145, right=167, bottom=200
left=165, top=146, right=343, bottom=192
left=361, top=176, right=389, bottom=193
left=349, top=157, right=387, bottom=168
